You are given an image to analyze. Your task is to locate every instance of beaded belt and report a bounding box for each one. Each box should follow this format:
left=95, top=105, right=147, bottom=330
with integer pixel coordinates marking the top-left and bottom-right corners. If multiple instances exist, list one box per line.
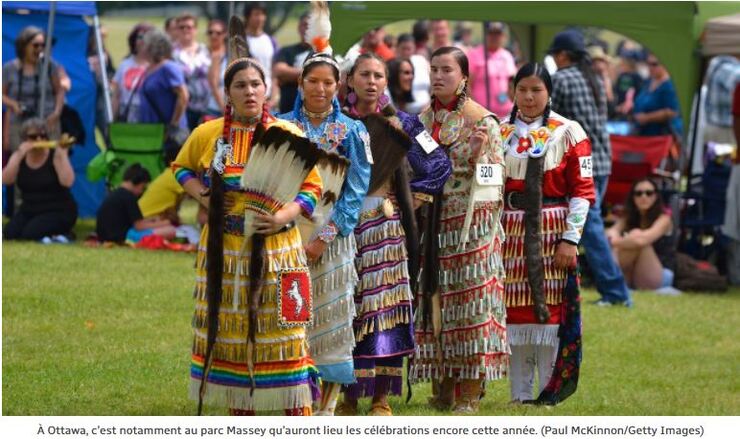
left=505, top=192, right=567, bottom=210
left=223, top=213, right=295, bottom=236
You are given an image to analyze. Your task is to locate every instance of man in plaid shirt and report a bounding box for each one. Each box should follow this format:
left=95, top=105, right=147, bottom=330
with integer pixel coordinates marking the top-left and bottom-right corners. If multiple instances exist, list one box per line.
left=549, top=30, right=632, bottom=307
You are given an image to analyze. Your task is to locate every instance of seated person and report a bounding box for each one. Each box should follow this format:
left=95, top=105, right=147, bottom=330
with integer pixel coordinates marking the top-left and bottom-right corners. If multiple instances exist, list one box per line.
left=2, top=118, right=77, bottom=241
left=607, top=178, right=676, bottom=290
left=138, top=149, right=185, bottom=224
left=96, top=163, right=176, bottom=243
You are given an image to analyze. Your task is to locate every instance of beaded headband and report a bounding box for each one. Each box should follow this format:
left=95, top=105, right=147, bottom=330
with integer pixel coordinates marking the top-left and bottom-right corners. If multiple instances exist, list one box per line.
left=225, top=57, right=266, bottom=80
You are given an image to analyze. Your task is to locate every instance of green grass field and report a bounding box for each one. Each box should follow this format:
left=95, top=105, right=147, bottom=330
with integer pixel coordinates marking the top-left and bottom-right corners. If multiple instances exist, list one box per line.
left=3, top=221, right=739, bottom=416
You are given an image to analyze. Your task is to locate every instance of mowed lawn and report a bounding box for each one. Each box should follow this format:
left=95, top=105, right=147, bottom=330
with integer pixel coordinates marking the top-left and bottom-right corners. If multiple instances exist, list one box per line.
left=2, top=239, right=739, bottom=416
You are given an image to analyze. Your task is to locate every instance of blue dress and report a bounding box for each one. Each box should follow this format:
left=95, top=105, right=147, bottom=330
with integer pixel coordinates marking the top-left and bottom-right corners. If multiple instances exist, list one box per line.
left=278, top=97, right=371, bottom=385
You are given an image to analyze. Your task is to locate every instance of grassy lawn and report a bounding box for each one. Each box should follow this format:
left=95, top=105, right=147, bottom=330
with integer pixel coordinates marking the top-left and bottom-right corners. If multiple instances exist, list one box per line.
left=2, top=227, right=739, bottom=416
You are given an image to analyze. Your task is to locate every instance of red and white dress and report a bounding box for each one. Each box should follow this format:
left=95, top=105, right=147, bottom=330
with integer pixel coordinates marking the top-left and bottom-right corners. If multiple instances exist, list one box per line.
left=500, top=111, right=595, bottom=401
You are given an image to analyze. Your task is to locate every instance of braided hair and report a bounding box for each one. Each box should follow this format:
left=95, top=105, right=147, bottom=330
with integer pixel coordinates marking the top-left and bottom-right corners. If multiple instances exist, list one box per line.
left=509, top=62, right=553, bottom=124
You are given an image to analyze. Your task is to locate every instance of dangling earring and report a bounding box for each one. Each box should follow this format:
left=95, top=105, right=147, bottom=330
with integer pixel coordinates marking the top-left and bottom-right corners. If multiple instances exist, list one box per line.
left=347, top=91, right=358, bottom=105
left=455, top=79, right=467, bottom=96
left=548, top=97, right=552, bottom=107
left=378, top=94, right=390, bottom=108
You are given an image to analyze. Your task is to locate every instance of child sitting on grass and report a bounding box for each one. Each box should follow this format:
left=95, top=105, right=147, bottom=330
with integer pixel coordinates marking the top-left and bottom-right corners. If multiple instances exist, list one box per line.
left=96, top=164, right=176, bottom=243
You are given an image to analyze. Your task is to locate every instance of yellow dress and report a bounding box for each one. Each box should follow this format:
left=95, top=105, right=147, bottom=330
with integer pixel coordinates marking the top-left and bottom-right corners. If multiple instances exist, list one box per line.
left=172, top=116, right=323, bottom=412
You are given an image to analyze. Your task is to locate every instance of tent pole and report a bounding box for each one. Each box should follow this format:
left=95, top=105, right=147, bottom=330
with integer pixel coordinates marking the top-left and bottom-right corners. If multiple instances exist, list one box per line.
left=482, top=22, right=491, bottom=111
left=93, top=14, right=114, bottom=124
left=39, top=1, right=56, bottom=119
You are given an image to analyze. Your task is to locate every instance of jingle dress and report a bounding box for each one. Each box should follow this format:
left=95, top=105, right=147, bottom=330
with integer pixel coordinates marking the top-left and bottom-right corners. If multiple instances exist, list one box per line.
left=343, top=105, right=452, bottom=399
left=279, top=97, right=372, bottom=385
left=173, top=116, right=323, bottom=411
left=411, top=97, right=509, bottom=382
left=500, top=111, right=595, bottom=402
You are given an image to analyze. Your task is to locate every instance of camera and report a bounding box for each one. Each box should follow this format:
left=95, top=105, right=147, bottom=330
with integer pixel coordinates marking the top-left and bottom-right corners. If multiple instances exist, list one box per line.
left=19, top=104, right=36, bottom=119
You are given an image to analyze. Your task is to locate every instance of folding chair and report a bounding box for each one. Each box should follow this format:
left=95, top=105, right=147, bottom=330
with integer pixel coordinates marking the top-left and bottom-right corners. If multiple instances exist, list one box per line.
left=102, top=123, right=165, bottom=189
left=605, top=134, right=677, bottom=207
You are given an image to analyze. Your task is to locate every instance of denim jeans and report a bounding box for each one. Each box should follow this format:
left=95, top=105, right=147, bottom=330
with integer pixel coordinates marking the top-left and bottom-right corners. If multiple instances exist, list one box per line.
left=582, top=175, right=632, bottom=304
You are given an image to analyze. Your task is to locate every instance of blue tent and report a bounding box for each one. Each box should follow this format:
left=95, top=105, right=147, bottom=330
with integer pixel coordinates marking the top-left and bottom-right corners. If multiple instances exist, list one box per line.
left=3, top=1, right=105, bottom=218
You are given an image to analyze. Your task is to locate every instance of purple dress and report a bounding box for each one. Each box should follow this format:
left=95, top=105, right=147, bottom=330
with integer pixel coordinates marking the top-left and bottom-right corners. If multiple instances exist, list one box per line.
left=345, top=107, right=451, bottom=400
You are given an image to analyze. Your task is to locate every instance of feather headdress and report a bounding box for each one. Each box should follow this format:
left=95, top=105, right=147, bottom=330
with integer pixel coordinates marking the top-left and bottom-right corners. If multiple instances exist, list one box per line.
left=306, top=1, right=332, bottom=55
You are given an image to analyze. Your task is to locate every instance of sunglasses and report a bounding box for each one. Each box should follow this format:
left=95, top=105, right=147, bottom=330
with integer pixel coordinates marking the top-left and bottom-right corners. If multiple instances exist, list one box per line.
left=647, top=61, right=660, bottom=67
left=207, top=30, right=224, bottom=36
left=633, top=190, right=656, bottom=197
left=26, top=132, right=48, bottom=140
left=32, top=42, right=45, bottom=49
left=179, top=25, right=195, bottom=30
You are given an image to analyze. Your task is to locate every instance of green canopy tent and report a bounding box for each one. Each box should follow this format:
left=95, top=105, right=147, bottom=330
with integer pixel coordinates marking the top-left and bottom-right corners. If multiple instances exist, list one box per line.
left=330, top=1, right=740, bottom=129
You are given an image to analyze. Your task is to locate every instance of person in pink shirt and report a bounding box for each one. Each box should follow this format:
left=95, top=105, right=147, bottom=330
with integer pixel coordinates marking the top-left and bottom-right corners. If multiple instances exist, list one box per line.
left=468, top=22, right=517, bottom=118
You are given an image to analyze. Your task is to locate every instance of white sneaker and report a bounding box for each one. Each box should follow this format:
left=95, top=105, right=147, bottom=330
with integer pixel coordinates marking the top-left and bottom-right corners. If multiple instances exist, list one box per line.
left=654, top=286, right=682, bottom=296
left=41, top=236, right=53, bottom=244
left=52, top=235, right=70, bottom=244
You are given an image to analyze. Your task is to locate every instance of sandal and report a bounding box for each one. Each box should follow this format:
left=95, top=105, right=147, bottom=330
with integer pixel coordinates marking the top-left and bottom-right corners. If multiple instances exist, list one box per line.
left=369, top=402, right=393, bottom=416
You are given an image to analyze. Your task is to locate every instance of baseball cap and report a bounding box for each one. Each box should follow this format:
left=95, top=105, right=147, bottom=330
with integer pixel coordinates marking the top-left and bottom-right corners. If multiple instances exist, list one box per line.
left=548, top=30, right=586, bottom=54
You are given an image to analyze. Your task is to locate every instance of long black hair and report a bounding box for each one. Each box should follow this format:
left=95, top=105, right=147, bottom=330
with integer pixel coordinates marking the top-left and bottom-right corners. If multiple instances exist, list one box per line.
left=509, top=62, right=553, bottom=123
left=388, top=58, right=415, bottom=109
left=563, top=49, right=603, bottom=108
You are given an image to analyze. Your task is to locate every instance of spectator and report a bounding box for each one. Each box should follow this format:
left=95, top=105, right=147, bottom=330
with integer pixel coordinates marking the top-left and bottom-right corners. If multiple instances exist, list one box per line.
left=111, top=23, right=153, bottom=123
left=2, top=118, right=76, bottom=241
left=549, top=29, right=632, bottom=307
left=138, top=29, right=188, bottom=130
left=360, top=27, right=395, bottom=61
left=384, top=33, right=396, bottom=52
left=272, top=12, right=311, bottom=114
left=588, top=45, right=615, bottom=117
left=632, top=53, right=683, bottom=137
left=607, top=178, right=677, bottom=291
left=96, top=163, right=176, bottom=243
left=429, top=20, right=451, bottom=53
left=137, top=148, right=185, bottom=225
left=164, top=17, right=179, bottom=42
left=173, top=13, right=211, bottom=130
left=244, top=2, right=278, bottom=98
left=395, top=33, right=415, bottom=60
left=723, top=81, right=740, bottom=285
left=206, top=22, right=229, bottom=118
left=412, top=20, right=430, bottom=59
left=2, top=26, right=66, bottom=217
left=467, top=21, right=517, bottom=118
left=407, top=23, right=432, bottom=114
left=2, top=26, right=65, bottom=148
left=206, top=19, right=226, bottom=59
left=387, top=58, right=415, bottom=112
left=612, top=49, right=643, bottom=119
left=453, top=21, right=474, bottom=54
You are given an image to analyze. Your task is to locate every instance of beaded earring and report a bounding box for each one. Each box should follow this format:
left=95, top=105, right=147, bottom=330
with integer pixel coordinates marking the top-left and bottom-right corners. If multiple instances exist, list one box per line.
left=455, top=79, right=467, bottom=96
left=347, top=91, right=358, bottom=105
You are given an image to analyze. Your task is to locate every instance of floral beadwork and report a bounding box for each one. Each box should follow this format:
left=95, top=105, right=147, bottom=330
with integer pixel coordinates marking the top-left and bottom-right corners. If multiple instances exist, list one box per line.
left=326, top=122, right=349, bottom=145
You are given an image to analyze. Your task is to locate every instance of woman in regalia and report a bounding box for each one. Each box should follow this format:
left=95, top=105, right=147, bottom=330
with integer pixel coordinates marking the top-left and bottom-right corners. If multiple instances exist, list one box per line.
left=336, top=53, right=451, bottom=415
left=410, top=47, right=508, bottom=414
left=500, top=62, right=595, bottom=405
left=278, top=3, right=372, bottom=416
left=173, top=18, right=322, bottom=416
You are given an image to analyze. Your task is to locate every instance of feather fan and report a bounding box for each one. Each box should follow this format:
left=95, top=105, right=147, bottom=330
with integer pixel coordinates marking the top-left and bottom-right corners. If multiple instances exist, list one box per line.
left=297, top=150, right=350, bottom=243
left=306, top=1, right=332, bottom=54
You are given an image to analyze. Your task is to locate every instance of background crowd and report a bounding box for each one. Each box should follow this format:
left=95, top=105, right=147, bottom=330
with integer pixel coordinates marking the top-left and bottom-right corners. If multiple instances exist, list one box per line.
left=2, top=3, right=738, bottom=294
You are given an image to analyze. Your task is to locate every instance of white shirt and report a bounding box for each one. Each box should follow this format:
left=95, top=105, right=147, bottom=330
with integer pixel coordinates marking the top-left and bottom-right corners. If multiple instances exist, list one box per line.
left=406, top=54, right=431, bottom=114
left=247, top=32, right=275, bottom=96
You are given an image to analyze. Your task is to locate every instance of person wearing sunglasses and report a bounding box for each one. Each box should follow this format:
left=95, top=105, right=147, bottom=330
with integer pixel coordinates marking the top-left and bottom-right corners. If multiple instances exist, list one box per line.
left=607, top=178, right=677, bottom=292
left=632, top=53, right=683, bottom=138
left=2, top=118, right=76, bottom=242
